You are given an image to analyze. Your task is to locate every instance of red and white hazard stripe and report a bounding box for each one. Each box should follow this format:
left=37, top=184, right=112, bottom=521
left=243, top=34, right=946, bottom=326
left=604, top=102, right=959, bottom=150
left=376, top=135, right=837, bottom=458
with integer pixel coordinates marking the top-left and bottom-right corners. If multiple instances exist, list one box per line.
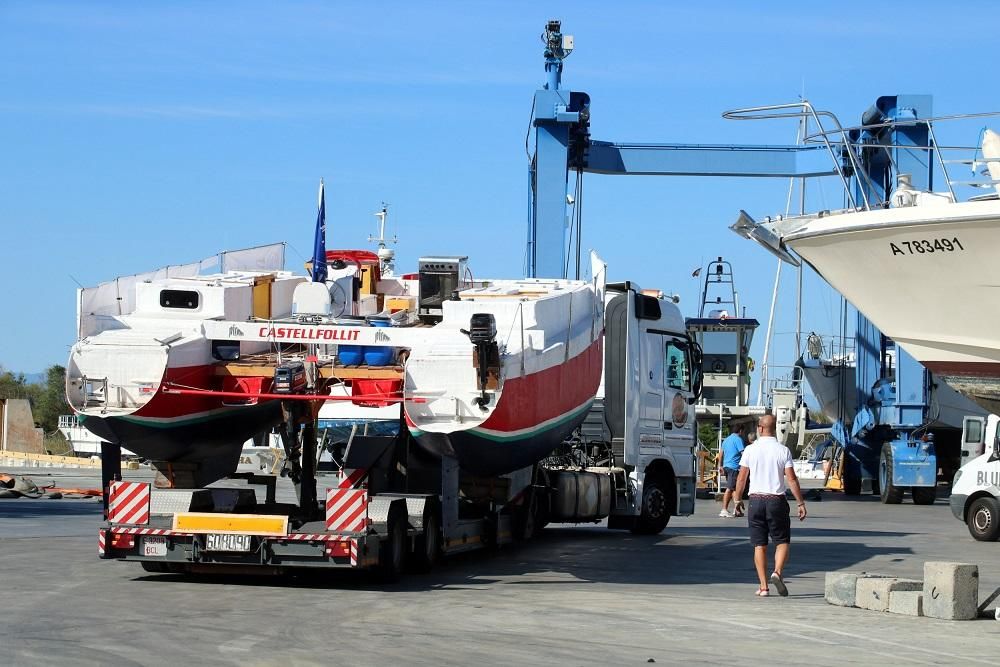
left=108, top=481, right=150, bottom=525
left=325, top=488, right=369, bottom=533
left=108, top=526, right=191, bottom=537
left=98, top=529, right=106, bottom=557
left=337, top=467, right=367, bottom=489
left=349, top=538, right=358, bottom=567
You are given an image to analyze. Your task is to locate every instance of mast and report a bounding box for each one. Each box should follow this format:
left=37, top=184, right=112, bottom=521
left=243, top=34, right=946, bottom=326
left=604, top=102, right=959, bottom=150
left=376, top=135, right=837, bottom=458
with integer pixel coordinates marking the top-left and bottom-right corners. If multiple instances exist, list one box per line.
left=368, top=203, right=397, bottom=277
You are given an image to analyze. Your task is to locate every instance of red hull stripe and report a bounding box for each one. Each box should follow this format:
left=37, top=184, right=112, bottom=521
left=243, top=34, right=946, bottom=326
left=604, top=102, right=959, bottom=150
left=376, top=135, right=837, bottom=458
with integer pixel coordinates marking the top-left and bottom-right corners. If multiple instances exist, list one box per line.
left=407, top=337, right=603, bottom=436
left=923, top=361, right=1000, bottom=379
left=131, top=364, right=230, bottom=420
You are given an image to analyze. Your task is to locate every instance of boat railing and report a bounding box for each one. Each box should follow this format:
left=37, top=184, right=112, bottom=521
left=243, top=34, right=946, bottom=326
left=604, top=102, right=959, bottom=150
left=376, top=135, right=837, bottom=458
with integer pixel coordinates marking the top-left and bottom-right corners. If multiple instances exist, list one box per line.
left=761, top=364, right=805, bottom=397
left=724, top=103, right=1000, bottom=211
left=802, top=332, right=855, bottom=365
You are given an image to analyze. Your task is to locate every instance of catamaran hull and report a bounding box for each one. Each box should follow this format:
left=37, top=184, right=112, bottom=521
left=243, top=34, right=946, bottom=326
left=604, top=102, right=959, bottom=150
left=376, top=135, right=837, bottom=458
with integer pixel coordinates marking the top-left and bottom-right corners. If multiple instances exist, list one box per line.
left=785, top=203, right=1000, bottom=414
left=68, top=353, right=283, bottom=485
left=409, top=338, right=603, bottom=476
left=80, top=401, right=280, bottom=461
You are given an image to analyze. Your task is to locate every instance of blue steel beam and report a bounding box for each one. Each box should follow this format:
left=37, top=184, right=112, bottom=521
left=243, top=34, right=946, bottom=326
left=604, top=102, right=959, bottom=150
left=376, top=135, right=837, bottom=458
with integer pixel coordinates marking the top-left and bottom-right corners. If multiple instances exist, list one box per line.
left=584, top=141, right=837, bottom=178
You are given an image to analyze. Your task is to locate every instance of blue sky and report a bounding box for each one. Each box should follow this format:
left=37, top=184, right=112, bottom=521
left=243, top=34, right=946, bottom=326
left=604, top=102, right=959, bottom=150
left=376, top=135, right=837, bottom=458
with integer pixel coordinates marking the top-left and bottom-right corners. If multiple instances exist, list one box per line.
left=1, top=1, right=996, bottom=406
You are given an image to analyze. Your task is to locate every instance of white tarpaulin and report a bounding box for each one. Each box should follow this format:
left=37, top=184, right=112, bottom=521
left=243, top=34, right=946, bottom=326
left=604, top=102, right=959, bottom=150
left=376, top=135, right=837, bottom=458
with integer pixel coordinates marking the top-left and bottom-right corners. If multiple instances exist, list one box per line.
left=220, top=243, right=285, bottom=273
left=76, top=243, right=286, bottom=338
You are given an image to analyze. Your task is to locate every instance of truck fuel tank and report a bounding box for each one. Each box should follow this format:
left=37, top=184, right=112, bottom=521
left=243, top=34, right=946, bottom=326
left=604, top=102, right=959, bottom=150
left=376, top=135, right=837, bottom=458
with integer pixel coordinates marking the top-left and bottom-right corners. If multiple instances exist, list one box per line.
left=548, top=468, right=612, bottom=522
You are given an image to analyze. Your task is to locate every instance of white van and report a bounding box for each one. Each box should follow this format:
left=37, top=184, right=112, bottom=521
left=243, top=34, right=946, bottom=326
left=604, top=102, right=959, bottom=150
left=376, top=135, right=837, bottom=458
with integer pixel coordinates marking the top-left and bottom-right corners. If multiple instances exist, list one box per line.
left=952, top=414, right=1000, bottom=541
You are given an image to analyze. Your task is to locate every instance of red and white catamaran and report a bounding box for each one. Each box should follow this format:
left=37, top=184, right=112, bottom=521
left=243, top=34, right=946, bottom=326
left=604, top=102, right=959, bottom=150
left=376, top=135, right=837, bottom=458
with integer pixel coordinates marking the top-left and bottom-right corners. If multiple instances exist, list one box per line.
left=67, top=197, right=607, bottom=485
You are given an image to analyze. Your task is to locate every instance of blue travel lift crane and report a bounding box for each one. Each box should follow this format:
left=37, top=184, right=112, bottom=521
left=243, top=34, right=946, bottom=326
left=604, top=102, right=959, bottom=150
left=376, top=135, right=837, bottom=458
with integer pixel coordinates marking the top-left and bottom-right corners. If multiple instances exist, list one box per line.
left=525, top=20, right=837, bottom=281
left=524, top=19, right=833, bottom=496
left=525, top=22, right=954, bottom=505
left=830, top=96, right=953, bottom=503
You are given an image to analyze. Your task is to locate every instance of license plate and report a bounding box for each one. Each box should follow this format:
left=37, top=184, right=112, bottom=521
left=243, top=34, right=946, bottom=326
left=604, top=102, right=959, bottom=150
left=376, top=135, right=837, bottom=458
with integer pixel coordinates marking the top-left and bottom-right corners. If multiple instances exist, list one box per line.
left=142, top=536, right=168, bottom=557
left=205, top=533, right=251, bottom=552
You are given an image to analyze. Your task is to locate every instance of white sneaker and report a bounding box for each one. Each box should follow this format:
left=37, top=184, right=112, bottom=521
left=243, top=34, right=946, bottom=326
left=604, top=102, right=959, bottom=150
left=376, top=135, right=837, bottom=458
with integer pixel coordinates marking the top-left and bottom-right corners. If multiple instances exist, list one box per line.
left=718, top=509, right=734, bottom=518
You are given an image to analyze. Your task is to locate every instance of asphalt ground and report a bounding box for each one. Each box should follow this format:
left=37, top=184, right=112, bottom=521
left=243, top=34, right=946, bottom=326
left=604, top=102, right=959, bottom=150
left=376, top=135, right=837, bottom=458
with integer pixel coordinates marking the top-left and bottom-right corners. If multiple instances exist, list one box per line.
left=1, top=467, right=998, bottom=666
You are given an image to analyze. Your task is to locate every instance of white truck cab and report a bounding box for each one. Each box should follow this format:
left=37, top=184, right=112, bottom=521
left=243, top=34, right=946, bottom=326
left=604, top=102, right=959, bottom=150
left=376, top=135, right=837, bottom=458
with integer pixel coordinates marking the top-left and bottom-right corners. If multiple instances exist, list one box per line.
left=595, top=282, right=702, bottom=533
left=952, top=413, right=1000, bottom=541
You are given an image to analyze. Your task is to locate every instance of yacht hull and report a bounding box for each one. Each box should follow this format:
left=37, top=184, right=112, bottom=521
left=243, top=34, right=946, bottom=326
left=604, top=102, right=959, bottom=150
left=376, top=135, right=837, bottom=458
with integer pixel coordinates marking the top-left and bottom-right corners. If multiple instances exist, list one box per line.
left=783, top=200, right=1000, bottom=414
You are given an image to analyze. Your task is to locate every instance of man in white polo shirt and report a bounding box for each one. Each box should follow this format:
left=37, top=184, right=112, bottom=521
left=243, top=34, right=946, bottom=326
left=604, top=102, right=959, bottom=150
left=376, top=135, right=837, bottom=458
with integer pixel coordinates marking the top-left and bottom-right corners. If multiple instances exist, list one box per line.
left=733, top=414, right=807, bottom=597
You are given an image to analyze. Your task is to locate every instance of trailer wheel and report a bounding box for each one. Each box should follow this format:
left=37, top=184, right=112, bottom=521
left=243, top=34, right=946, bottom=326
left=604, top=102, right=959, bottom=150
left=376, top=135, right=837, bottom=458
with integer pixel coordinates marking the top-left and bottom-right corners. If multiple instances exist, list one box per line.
left=967, top=496, right=1000, bottom=541
left=879, top=444, right=903, bottom=504
left=375, top=504, right=407, bottom=582
left=911, top=486, right=937, bottom=505
left=631, top=477, right=671, bottom=535
left=411, top=502, right=442, bottom=573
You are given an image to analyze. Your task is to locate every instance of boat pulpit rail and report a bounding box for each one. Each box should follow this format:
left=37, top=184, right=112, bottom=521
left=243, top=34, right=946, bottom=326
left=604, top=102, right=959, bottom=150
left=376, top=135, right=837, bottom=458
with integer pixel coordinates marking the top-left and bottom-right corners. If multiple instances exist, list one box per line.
left=724, top=103, right=1000, bottom=210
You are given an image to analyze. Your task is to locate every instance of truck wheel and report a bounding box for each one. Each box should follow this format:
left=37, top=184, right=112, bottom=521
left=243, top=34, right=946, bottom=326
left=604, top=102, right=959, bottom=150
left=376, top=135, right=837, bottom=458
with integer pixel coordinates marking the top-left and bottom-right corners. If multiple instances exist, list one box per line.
left=879, top=444, right=903, bottom=504
left=631, top=477, right=672, bottom=535
left=967, top=496, right=1000, bottom=541
left=410, top=502, right=442, bottom=573
left=375, top=504, right=407, bottom=582
left=911, top=486, right=937, bottom=505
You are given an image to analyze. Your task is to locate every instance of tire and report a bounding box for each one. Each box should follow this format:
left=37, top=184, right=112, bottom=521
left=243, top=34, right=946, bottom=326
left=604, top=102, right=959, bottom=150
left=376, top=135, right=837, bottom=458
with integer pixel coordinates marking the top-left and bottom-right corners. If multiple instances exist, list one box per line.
left=967, top=496, right=1000, bottom=541
left=911, top=486, right=937, bottom=505
left=879, top=444, right=903, bottom=504
left=410, top=502, right=441, bottom=573
left=631, top=477, right=672, bottom=535
left=375, top=504, right=407, bottom=583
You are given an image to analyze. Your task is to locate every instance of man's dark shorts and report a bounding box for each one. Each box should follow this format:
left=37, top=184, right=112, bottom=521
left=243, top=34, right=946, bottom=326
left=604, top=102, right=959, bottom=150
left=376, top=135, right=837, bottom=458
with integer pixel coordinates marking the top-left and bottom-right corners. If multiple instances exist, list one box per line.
left=748, top=495, right=790, bottom=546
left=724, top=467, right=739, bottom=491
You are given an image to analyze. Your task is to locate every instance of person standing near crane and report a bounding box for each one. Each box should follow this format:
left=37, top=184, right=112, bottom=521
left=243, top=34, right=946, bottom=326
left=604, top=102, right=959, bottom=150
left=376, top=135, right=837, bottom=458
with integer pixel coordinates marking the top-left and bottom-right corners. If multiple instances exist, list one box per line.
left=718, top=422, right=747, bottom=518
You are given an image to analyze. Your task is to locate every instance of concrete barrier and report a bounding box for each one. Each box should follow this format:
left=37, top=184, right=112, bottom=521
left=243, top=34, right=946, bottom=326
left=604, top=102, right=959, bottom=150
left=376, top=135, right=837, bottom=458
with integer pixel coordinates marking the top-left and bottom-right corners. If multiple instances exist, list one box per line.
left=889, top=590, right=924, bottom=617
left=923, top=562, right=979, bottom=621
left=856, top=577, right=922, bottom=612
left=825, top=572, right=884, bottom=607
left=0, top=450, right=101, bottom=468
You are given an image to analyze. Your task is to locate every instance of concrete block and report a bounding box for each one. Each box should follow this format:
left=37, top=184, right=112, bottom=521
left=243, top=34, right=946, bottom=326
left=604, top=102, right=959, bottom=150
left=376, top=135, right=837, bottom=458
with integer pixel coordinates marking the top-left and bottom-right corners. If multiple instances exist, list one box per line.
left=825, top=572, right=888, bottom=607
left=856, top=577, right=923, bottom=612
left=923, top=562, right=979, bottom=621
left=825, top=572, right=866, bottom=607
left=888, top=590, right=923, bottom=617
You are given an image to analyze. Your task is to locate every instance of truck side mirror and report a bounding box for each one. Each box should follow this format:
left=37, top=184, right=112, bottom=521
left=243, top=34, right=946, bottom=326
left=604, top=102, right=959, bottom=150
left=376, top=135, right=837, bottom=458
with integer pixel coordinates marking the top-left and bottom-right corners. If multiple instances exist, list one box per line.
left=689, top=342, right=704, bottom=403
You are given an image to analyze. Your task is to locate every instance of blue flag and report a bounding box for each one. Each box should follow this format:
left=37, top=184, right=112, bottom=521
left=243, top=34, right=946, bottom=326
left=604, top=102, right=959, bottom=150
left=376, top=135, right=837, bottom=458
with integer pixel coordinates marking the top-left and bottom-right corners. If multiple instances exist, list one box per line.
left=311, top=179, right=327, bottom=283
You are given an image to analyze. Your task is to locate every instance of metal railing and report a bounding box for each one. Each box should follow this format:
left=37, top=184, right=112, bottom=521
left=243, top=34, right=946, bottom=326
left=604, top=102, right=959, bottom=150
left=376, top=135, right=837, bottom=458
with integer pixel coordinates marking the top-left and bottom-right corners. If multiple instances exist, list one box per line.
left=724, top=103, right=1000, bottom=210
